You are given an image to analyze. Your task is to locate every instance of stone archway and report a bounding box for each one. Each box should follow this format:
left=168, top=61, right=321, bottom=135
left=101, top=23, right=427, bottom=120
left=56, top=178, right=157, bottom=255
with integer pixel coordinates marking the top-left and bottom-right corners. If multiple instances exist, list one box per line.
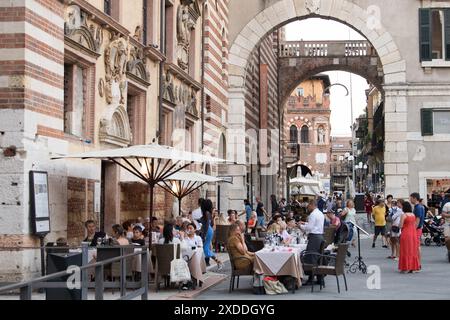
left=227, top=0, right=409, bottom=204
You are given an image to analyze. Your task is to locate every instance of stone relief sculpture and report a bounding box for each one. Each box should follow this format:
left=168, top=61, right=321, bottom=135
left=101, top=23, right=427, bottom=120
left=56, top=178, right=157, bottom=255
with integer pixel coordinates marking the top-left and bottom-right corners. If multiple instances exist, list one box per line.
left=104, top=34, right=129, bottom=105
left=162, top=71, right=175, bottom=103
left=318, top=126, right=326, bottom=144
left=188, top=88, right=198, bottom=116
left=64, top=5, right=103, bottom=53
left=306, top=0, right=321, bottom=14
left=176, top=4, right=195, bottom=71
left=127, top=45, right=149, bottom=83
left=99, top=105, right=132, bottom=147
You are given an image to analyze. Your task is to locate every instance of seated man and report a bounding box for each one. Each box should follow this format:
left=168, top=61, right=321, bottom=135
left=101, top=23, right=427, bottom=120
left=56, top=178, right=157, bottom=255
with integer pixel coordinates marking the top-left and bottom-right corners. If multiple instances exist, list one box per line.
left=83, top=220, right=106, bottom=246
left=227, top=223, right=255, bottom=270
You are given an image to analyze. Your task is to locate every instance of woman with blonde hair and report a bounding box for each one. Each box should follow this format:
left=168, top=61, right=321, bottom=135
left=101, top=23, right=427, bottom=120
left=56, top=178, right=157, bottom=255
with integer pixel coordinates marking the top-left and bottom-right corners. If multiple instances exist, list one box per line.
left=340, top=199, right=357, bottom=247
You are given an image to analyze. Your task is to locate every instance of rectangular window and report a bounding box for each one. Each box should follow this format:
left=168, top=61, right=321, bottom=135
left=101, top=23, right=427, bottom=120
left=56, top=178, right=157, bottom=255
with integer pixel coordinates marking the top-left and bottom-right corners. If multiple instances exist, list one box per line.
left=419, top=8, right=450, bottom=61
left=433, top=110, right=450, bottom=134
left=297, top=88, right=304, bottom=96
left=421, top=108, right=450, bottom=135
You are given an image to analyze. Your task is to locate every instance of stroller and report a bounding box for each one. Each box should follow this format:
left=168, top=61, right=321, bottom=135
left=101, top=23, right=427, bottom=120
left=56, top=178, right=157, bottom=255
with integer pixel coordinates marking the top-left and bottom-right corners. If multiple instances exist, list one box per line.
left=423, top=216, right=446, bottom=246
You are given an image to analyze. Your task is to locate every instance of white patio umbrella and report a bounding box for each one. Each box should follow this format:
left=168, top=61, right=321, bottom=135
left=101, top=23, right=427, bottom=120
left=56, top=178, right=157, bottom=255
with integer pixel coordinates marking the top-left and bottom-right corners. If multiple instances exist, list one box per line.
left=158, top=171, right=231, bottom=217
left=52, top=143, right=226, bottom=245
left=289, top=176, right=321, bottom=187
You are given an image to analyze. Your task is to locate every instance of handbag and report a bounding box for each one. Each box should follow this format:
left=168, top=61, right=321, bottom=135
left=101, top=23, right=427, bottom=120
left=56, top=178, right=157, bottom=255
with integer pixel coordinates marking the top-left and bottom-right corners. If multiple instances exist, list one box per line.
left=391, top=226, right=400, bottom=233
left=170, top=243, right=191, bottom=283
left=263, top=276, right=288, bottom=295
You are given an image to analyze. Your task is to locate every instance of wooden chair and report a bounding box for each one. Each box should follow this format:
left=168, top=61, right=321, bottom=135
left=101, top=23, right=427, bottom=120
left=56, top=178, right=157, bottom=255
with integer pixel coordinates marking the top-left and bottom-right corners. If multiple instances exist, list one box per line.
left=300, top=240, right=326, bottom=277
left=227, top=251, right=254, bottom=293
left=214, top=225, right=231, bottom=252
left=153, top=244, right=181, bottom=291
left=256, top=228, right=267, bottom=240
left=111, top=247, right=134, bottom=281
left=323, top=226, right=337, bottom=246
left=311, top=243, right=349, bottom=293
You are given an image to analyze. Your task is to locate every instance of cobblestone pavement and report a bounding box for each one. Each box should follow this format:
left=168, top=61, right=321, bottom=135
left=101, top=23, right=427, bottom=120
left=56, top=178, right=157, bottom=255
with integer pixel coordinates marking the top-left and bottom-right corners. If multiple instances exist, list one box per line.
left=197, top=228, right=450, bottom=300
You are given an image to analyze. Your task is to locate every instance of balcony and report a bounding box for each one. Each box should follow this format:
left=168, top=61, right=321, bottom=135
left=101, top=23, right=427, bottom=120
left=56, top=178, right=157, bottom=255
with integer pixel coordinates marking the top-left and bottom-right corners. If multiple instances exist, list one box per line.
left=279, top=40, right=376, bottom=58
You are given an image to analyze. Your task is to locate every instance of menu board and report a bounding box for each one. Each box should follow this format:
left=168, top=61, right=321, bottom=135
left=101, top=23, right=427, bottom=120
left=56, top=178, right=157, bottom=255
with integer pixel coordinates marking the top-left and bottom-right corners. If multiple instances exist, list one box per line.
left=30, top=171, right=50, bottom=235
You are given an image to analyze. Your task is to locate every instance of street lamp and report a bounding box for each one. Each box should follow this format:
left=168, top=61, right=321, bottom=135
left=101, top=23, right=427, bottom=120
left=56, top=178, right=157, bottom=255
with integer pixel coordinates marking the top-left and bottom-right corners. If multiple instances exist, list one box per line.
left=355, top=162, right=368, bottom=192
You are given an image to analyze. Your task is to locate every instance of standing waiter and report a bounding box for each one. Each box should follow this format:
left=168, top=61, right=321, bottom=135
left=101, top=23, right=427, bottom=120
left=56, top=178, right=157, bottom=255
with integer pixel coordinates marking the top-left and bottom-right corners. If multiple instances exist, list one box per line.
left=300, top=200, right=325, bottom=285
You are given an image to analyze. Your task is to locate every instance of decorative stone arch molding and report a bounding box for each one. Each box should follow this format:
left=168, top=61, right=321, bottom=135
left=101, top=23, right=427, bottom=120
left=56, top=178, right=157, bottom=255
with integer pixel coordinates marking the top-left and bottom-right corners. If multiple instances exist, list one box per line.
left=226, top=0, right=410, bottom=203
left=229, top=0, right=405, bottom=88
left=99, top=105, right=132, bottom=147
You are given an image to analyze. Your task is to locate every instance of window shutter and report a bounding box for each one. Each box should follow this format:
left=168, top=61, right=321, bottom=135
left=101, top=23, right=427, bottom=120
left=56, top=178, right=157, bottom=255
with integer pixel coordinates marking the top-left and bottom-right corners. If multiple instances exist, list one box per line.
left=445, top=9, right=450, bottom=60
left=421, top=109, right=433, bottom=136
left=419, top=9, right=432, bottom=61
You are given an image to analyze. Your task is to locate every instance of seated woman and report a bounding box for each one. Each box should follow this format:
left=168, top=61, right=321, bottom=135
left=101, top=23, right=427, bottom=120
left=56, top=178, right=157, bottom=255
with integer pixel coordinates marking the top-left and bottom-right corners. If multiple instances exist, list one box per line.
left=247, top=211, right=258, bottom=234
left=158, top=223, right=181, bottom=245
left=279, top=221, right=293, bottom=244
left=184, top=223, right=203, bottom=248
left=111, top=224, right=130, bottom=245
left=131, top=226, right=146, bottom=246
left=227, top=223, right=255, bottom=271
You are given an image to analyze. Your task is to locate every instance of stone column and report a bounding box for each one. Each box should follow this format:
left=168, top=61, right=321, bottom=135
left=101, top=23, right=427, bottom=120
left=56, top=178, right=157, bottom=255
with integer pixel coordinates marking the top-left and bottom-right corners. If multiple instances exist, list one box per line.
left=226, top=87, right=248, bottom=211
left=383, top=87, right=409, bottom=199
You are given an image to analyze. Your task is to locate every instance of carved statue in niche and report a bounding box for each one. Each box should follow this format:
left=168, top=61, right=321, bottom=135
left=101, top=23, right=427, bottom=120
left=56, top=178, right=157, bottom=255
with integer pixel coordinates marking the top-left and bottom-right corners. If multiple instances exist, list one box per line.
left=104, top=34, right=129, bottom=105
left=134, top=25, right=142, bottom=42
left=318, top=126, right=326, bottom=144
left=162, top=71, right=175, bottom=102
left=64, top=5, right=103, bottom=52
left=176, top=5, right=195, bottom=71
left=188, top=88, right=198, bottom=116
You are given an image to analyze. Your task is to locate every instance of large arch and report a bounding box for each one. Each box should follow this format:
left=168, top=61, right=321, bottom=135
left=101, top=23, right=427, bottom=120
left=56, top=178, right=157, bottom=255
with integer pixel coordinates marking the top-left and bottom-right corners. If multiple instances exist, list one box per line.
left=226, top=0, right=409, bottom=208
left=229, top=0, right=405, bottom=88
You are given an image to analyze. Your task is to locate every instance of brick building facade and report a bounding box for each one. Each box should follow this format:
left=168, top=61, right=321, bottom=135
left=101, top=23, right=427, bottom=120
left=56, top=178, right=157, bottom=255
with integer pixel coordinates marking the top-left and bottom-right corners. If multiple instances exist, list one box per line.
left=283, top=75, right=332, bottom=181
left=0, top=0, right=230, bottom=281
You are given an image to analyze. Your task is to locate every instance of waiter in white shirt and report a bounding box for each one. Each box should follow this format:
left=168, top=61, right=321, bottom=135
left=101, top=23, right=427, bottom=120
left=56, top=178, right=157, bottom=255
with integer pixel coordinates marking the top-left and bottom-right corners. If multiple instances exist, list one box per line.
left=299, top=200, right=325, bottom=284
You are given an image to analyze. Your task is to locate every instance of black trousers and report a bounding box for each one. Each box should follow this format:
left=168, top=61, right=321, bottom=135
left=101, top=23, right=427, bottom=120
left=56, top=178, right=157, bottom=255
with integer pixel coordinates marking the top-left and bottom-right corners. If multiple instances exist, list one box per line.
left=305, top=233, right=324, bottom=281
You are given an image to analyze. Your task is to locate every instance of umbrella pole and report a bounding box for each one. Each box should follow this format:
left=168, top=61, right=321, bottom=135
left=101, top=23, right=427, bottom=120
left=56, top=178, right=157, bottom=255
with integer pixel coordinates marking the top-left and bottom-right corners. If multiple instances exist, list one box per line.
left=178, top=197, right=182, bottom=217
left=149, top=183, right=154, bottom=247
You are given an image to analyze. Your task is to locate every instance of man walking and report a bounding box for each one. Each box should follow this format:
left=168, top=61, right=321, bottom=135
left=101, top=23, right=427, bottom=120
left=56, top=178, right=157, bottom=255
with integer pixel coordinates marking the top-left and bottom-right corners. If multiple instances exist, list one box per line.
left=410, top=192, right=425, bottom=269
left=372, top=199, right=387, bottom=248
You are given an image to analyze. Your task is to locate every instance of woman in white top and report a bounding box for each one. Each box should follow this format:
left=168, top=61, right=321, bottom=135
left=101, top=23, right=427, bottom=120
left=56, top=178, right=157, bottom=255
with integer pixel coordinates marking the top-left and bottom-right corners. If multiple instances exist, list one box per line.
left=389, top=199, right=404, bottom=260
left=158, top=223, right=181, bottom=245
left=340, top=200, right=357, bottom=247
left=183, top=223, right=203, bottom=248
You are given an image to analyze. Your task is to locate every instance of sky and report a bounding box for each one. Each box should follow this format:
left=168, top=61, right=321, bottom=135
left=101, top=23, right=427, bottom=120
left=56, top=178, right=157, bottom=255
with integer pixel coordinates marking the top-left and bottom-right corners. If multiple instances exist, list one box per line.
left=285, top=18, right=369, bottom=137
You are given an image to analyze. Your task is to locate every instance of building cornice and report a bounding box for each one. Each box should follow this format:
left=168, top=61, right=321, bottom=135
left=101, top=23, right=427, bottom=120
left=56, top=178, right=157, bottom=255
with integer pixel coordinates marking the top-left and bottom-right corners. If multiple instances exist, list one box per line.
left=166, top=63, right=202, bottom=91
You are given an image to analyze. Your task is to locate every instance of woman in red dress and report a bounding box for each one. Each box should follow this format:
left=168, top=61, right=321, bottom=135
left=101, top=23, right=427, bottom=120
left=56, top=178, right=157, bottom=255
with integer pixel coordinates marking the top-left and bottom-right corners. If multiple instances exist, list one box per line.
left=398, top=201, right=420, bottom=273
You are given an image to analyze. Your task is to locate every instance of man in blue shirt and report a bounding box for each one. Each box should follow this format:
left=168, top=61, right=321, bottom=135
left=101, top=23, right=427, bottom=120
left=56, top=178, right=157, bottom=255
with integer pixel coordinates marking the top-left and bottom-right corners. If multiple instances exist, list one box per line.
left=410, top=192, right=424, bottom=270
left=244, top=199, right=252, bottom=222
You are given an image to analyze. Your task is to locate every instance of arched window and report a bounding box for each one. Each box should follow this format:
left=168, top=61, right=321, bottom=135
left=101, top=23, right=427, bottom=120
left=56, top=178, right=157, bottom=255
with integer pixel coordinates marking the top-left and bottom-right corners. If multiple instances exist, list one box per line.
left=289, top=125, right=298, bottom=143
left=301, top=125, right=309, bottom=143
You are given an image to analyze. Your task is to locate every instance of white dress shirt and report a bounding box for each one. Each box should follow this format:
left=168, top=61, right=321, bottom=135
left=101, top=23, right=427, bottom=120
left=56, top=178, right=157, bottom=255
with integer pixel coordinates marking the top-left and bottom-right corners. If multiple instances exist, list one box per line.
left=301, top=208, right=324, bottom=235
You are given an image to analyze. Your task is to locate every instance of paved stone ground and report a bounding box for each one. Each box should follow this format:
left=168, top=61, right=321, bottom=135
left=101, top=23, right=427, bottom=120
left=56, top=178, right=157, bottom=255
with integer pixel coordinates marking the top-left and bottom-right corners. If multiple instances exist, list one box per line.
left=197, top=237, right=450, bottom=300
left=0, top=253, right=229, bottom=300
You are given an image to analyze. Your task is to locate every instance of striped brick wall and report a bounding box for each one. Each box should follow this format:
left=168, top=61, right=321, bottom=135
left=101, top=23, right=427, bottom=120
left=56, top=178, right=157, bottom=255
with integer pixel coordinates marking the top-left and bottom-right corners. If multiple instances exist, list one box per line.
left=0, top=0, right=65, bottom=281
left=203, top=0, right=229, bottom=155
left=0, top=0, right=65, bottom=126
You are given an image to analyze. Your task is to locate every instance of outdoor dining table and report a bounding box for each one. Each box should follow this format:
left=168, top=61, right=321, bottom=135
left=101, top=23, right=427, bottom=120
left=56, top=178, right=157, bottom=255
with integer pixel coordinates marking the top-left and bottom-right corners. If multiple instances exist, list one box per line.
left=253, top=244, right=307, bottom=286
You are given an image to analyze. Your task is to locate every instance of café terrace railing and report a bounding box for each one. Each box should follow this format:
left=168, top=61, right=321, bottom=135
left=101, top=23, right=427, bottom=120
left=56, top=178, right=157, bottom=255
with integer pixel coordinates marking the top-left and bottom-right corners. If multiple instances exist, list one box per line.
left=0, top=243, right=149, bottom=300
left=279, top=40, right=375, bottom=58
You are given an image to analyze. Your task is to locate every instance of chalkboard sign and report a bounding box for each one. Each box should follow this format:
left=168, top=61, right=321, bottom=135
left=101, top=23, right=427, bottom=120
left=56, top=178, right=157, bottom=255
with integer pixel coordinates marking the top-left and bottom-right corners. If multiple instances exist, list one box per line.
left=30, top=171, right=50, bottom=235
